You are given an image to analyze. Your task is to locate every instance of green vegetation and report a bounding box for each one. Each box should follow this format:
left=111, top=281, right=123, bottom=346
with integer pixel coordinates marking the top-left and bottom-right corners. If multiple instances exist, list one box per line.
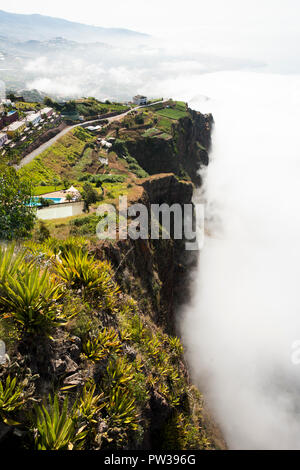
left=19, top=127, right=94, bottom=185
left=0, top=166, right=36, bottom=240
left=82, top=328, right=121, bottom=362
left=156, top=116, right=173, bottom=133
left=34, top=395, right=87, bottom=450
left=0, top=247, right=67, bottom=334
left=0, top=236, right=217, bottom=450
left=15, top=102, right=41, bottom=112
left=33, top=185, right=64, bottom=196
left=0, top=97, right=218, bottom=451
left=79, top=174, right=127, bottom=184
left=0, top=375, right=24, bottom=425
left=44, top=97, right=128, bottom=120
left=155, top=103, right=188, bottom=121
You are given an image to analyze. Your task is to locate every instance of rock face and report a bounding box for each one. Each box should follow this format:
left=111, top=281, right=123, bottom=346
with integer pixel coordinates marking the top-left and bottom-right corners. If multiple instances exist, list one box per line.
left=97, top=173, right=195, bottom=332
left=140, top=173, right=193, bottom=205
left=125, top=111, right=213, bottom=185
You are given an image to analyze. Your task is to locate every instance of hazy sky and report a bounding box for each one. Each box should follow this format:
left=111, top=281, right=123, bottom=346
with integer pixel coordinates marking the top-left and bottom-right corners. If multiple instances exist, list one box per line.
left=2, top=0, right=299, bottom=37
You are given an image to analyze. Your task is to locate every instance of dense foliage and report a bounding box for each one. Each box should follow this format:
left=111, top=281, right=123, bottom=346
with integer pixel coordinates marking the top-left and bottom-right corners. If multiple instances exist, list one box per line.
left=0, top=239, right=216, bottom=450
left=0, top=166, right=36, bottom=240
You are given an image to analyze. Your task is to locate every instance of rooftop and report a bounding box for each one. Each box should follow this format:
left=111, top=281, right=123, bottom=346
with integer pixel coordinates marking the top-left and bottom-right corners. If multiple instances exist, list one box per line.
left=26, top=113, right=40, bottom=122
left=6, top=121, right=25, bottom=131
left=40, top=107, right=53, bottom=114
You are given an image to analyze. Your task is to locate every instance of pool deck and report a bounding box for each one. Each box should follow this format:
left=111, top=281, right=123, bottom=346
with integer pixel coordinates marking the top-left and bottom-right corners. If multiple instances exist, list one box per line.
left=40, top=190, right=68, bottom=200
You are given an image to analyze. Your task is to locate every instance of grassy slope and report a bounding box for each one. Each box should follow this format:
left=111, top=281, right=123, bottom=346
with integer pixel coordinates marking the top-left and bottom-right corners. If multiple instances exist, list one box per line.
left=19, top=127, right=94, bottom=185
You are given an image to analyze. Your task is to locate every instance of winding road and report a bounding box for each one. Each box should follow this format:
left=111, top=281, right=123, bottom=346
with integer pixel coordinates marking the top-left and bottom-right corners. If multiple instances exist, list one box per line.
left=17, top=101, right=166, bottom=169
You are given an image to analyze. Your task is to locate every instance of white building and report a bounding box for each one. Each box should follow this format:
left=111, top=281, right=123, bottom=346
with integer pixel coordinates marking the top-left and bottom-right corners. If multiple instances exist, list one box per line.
left=26, top=113, right=41, bottom=126
left=0, top=132, right=8, bottom=147
left=40, top=107, right=54, bottom=118
left=133, top=95, right=147, bottom=106
left=100, top=139, right=112, bottom=149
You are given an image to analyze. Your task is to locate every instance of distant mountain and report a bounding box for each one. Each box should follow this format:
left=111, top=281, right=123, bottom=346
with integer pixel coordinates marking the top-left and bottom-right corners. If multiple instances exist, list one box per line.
left=0, top=10, right=149, bottom=45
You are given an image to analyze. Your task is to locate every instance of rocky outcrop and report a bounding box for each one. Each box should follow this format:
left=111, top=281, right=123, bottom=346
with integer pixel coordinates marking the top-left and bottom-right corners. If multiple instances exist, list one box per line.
left=140, top=173, right=193, bottom=205
left=125, top=111, right=213, bottom=185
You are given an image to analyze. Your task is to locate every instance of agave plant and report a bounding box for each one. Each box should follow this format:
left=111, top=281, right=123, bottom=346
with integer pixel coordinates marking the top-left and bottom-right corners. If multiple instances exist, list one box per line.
left=0, top=267, right=65, bottom=334
left=106, top=387, right=138, bottom=430
left=103, top=357, right=134, bottom=389
left=34, top=394, right=87, bottom=450
left=168, top=336, right=184, bottom=357
left=76, top=380, right=105, bottom=425
left=0, top=375, right=24, bottom=425
left=82, top=328, right=121, bottom=362
left=0, top=244, right=27, bottom=286
left=54, top=250, right=99, bottom=289
left=55, top=250, right=118, bottom=302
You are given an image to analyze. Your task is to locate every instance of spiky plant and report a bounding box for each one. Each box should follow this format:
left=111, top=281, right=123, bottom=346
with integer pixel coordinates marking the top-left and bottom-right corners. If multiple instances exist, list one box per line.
left=0, top=375, right=24, bottom=425
left=0, top=244, right=27, bottom=285
left=0, top=267, right=65, bottom=334
left=105, top=387, right=138, bottom=430
left=168, top=336, right=184, bottom=357
left=55, top=250, right=119, bottom=308
left=34, top=394, right=87, bottom=450
left=82, top=328, right=121, bottom=362
left=76, top=380, right=105, bottom=426
left=103, top=357, right=134, bottom=389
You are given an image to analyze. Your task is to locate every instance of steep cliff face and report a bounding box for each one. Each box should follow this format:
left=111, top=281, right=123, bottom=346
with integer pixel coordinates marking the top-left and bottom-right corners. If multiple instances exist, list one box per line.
left=97, top=174, right=194, bottom=333
left=124, top=110, right=213, bottom=185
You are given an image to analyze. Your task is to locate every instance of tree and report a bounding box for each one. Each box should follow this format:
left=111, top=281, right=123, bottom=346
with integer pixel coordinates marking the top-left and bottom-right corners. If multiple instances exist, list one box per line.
left=81, top=183, right=99, bottom=213
left=7, top=92, right=15, bottom=101
left=37, top=221, right=50, bottom=242
left=0, top=166, right=36, bottom=240
left=53, top=178, right=60, bottom=191
left=63, top=179, right=70, bottom=190
left=43, top=96, right=54, bottom=107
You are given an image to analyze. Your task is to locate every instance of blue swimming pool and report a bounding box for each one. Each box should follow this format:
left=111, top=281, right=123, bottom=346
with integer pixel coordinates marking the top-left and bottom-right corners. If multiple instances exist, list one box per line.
left=30, top=197, right=63, bottom=207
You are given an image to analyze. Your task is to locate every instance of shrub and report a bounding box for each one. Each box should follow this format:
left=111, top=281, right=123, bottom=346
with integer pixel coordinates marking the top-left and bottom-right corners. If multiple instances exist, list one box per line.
left=34, top=395, right=87, bottom=450
left=105, top=387, right=138, bottom=431
left=55, top=250, right=119, bottom=311
left=82, top=328, right=121, bottom=362
left=0, top=166, right=36, bottom=240
left=0, top=375, right=24, bottom=425
left=0, top=267, right=65, bottom=334
left=37, top=221, right=50, bottom=242
left=0, top=245, right=27, bottom=286
left=76, top=380, right=104, bottom=427
left=103, top=357, right=134, bottom=389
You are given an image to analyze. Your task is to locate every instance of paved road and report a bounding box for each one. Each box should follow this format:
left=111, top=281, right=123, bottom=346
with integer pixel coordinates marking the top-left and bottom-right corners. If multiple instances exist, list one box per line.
left=17, top=101, right=166, bottom=169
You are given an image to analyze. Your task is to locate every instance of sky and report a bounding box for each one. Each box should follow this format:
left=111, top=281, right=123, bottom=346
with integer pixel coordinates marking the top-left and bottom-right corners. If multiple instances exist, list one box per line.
left=1, top=0, right=300, bottom=71
left=1, top=0, right=300, bottom=37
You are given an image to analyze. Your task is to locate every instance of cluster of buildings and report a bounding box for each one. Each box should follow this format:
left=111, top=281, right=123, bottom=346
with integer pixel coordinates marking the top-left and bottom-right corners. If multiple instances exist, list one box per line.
left=97, top=136, right=115, bottom=150
left=133, top=95, right=148, bottom=106
left=0, top=102, right=55, bottom=149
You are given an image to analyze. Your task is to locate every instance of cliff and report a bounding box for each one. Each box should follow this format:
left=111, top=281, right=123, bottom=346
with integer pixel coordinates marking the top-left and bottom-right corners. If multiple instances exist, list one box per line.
left=124, top=109, right=213, bottom=186
left=0, top=101, right=225, bottom=451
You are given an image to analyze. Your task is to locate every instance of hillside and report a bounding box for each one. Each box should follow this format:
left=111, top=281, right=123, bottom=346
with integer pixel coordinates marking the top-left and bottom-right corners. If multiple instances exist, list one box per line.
left=0, top=10, right=148, bottom=44
left=0, top=99, right=224, bottom=451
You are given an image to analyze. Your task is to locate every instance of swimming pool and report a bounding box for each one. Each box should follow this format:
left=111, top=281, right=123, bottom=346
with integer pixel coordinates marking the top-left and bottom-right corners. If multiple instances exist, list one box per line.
left=30, top=197, right=63, bottom=207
